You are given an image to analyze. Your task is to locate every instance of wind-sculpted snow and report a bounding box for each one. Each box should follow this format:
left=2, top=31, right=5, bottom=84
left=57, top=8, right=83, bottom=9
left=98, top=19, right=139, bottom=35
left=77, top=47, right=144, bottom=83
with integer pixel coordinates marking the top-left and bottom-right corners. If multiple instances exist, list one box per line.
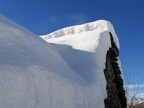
left=40, top=20, right=120, bottom=108
left=0, top=14, right=119, bottom=108
left=41, top=20, right=119, bottom=49
left=41, top=20, right=120, bottom=83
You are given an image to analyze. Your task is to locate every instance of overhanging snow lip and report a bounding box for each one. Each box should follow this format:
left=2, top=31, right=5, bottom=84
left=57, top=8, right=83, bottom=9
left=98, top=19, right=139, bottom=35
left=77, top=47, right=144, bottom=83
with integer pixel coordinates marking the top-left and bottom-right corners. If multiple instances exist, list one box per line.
left=40, top=20, right=119, bottom=49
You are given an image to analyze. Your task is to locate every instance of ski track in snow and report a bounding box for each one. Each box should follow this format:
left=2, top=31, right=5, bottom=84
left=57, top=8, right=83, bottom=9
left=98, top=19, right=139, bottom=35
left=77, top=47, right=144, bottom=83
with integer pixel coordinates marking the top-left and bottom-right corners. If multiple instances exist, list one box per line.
left=0, top=14, right=120, bottom=108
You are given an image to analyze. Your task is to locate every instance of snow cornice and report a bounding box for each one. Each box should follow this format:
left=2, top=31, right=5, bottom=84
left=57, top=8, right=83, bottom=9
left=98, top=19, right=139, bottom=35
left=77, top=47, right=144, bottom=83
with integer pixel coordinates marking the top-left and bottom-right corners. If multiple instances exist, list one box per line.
left=41, top=20, right=111, bottom=38
left=41, top=20, right=119, bottom=49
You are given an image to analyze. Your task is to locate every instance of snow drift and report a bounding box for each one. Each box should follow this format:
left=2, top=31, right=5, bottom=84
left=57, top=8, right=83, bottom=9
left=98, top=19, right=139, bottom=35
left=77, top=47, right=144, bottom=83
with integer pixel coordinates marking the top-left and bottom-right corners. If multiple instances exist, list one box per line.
left=0, top=14, right=120, bottom=108
left=40, top=20, right=121, bottom=108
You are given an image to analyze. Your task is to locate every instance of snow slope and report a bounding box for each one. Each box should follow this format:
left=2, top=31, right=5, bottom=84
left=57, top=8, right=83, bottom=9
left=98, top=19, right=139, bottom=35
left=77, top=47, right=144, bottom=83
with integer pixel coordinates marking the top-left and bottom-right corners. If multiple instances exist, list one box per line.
left=40, top=20, right=119, bottom=84
left=40, top=20, right=120, bottom=107
left=0, top=14, right=119, bottom=108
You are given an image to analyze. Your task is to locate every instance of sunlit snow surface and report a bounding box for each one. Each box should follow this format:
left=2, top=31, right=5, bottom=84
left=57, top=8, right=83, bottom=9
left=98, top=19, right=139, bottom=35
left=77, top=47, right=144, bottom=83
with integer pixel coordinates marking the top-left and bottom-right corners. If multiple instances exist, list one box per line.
left=0, top=14, right=119, bottom=108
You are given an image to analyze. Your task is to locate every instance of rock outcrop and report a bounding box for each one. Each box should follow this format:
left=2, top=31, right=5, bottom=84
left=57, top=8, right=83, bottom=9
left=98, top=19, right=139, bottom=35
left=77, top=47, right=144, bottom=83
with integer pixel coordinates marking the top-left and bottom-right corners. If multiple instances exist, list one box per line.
left=104, top=32, right=127, bottom=108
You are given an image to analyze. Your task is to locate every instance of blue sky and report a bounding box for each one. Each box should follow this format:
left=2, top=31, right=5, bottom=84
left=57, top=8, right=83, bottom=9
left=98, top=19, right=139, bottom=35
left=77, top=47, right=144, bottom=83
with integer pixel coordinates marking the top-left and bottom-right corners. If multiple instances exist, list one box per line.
left=0, top=0, right=144, bottom=86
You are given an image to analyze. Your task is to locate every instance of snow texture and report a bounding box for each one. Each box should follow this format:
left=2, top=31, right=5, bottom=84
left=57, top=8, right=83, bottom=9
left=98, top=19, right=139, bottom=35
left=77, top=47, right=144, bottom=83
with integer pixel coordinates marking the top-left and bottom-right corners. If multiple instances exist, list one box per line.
left=0, top=14, right=119, bottom=108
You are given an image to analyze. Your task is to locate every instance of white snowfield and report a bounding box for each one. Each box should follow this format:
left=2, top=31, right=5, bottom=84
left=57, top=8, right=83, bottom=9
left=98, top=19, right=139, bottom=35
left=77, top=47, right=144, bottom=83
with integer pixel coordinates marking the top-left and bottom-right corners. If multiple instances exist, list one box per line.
left=0, top=14, right=120, bottom=108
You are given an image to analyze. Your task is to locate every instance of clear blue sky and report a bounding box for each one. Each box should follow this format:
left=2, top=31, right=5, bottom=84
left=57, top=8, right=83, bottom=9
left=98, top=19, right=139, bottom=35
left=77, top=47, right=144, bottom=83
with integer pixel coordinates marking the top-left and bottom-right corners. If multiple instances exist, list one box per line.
left=0, top=0, right=144, bottom=85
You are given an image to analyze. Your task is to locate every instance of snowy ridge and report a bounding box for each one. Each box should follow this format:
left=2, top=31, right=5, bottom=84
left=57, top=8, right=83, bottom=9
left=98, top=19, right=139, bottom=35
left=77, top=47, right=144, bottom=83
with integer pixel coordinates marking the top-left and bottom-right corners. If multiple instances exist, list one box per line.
left=40, top=20, right=120, bottom=84
left=0, top=15, right=94, bottom=108
left=41, top=20, right=119, bottom=49
left=0, top=14, right=120, bottom=108
left=40, top=19, right=121, bottom=108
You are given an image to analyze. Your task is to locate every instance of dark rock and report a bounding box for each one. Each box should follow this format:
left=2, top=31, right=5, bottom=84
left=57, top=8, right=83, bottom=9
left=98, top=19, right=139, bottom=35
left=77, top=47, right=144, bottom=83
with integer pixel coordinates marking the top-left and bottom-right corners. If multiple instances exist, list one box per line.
left=116, top=75, right=123, bottom=85
left=111, top=61, right=119, bottom=65
left=112, top=63, right=119, bottom=68
left=112, top=57, right=118, bottom=61
left=113, top=68, right=121, bottom=75
left=104, top=32, right=127, bottom=108
left=110, top=48, right=119, bottom=57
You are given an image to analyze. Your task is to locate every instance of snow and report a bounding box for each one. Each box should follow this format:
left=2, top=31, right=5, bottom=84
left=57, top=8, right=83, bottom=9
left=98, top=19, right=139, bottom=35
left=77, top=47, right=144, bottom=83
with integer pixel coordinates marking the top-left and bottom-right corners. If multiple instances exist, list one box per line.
left=0, top=14, right=120, bottom=108
left=40, top=20, right=120, bottom=107
left=40, top=20, right=119, bottom=83
left=41, top=20, right=119, bottom=49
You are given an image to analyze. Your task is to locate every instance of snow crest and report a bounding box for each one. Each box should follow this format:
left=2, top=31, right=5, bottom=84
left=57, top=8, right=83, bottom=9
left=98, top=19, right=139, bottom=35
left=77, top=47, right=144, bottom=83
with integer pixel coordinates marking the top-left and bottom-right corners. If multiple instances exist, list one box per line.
left=41, top=20, right=119, bottom=49
left=40, top=20, right=120, bottom=108
left=0, top=14, right=120, bottom=108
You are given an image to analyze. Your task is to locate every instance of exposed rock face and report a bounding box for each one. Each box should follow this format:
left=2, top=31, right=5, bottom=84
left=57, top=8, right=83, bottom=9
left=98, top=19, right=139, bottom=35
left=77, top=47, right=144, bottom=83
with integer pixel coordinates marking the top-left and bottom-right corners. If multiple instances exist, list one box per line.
left=104, top=32, right=127, bottom=108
